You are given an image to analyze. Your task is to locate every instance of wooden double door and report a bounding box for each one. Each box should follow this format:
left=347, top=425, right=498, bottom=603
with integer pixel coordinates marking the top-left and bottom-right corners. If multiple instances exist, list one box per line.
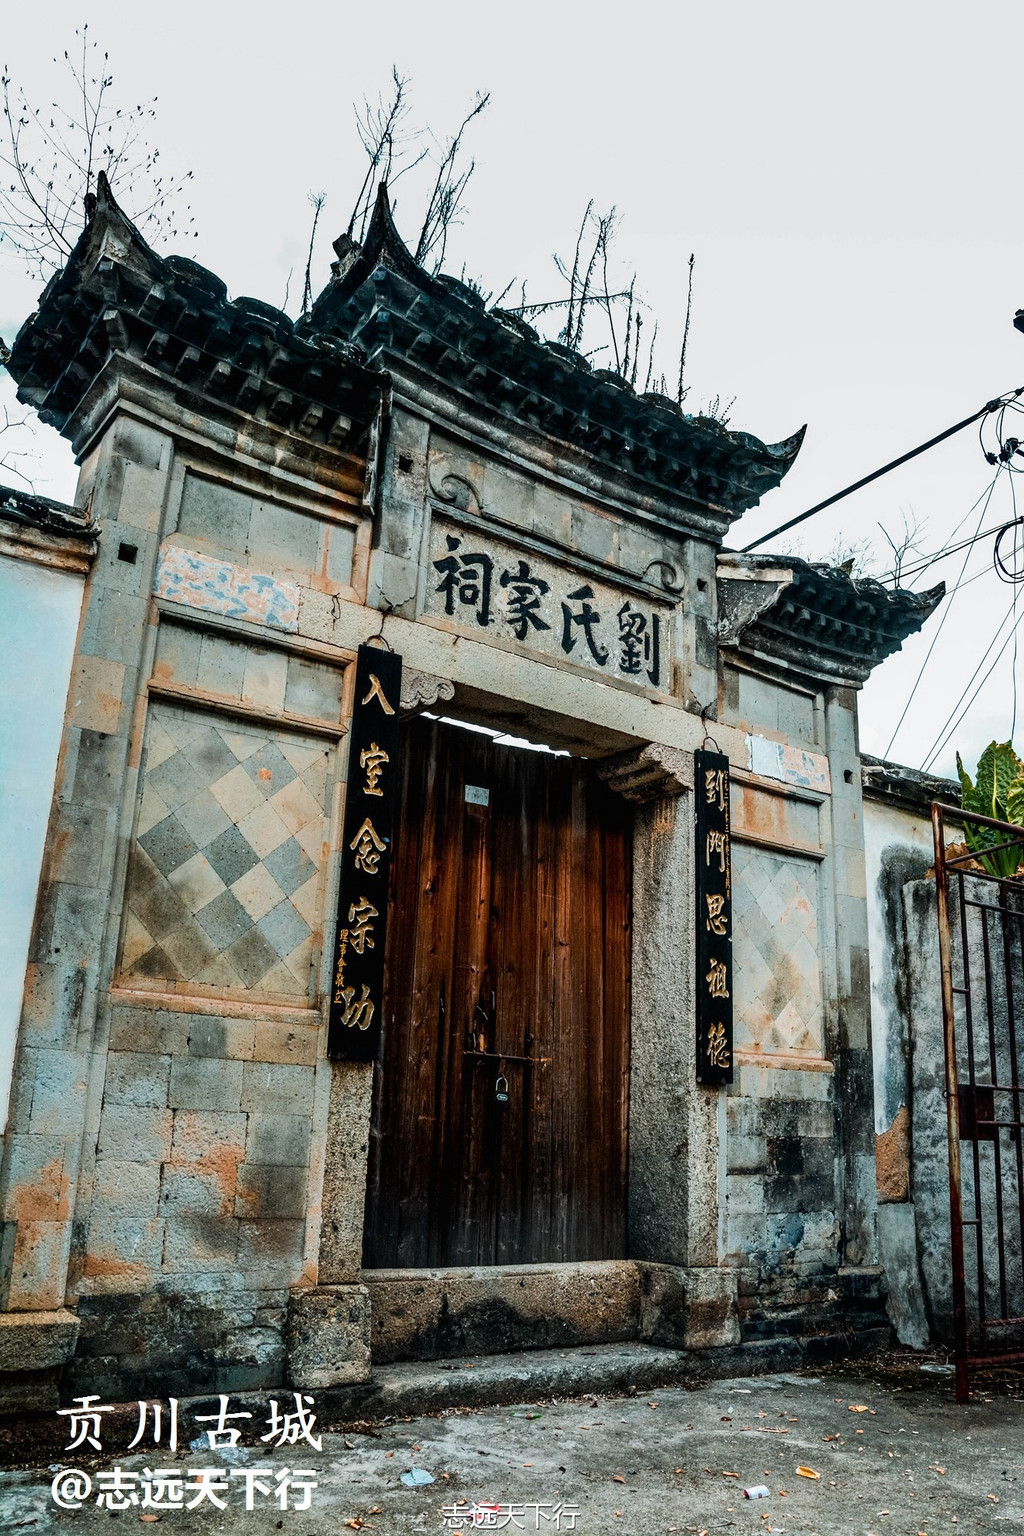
left=363, top=716, right=632, bottom=1269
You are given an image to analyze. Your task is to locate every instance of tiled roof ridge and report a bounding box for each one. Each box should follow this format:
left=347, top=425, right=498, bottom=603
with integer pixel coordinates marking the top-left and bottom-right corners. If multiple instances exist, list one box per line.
left=861, top=752, right=959, bottom=809
left=303, top=185, right=806, bottom=517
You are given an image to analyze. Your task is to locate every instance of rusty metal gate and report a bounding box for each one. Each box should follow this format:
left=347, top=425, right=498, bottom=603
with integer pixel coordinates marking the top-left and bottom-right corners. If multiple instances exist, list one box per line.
left=933, top=802, right=1024, bottom=1401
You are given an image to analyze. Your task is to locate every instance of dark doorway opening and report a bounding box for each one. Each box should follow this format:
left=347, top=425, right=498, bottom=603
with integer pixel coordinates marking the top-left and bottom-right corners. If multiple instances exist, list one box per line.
left=363, top=715, right=632, bottom=1268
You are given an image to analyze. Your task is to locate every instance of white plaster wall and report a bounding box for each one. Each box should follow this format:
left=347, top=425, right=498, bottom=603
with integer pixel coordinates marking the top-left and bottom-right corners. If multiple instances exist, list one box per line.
left=863, top=797, right=936, bottom=1134
left=0, top=553, right=83, bottom=1129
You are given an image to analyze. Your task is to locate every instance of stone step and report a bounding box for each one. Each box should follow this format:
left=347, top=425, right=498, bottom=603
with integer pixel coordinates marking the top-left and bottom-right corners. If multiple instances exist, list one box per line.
left=315, top=1326, right=891, bottom=1422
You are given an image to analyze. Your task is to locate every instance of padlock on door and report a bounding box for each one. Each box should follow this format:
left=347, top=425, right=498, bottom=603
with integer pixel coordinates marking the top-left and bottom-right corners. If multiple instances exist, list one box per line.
left=494, top=1074, right=509, bottom=1105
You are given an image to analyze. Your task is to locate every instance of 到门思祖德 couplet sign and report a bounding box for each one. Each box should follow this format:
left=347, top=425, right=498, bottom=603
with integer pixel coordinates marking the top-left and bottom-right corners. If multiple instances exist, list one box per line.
left=695, top=748, right=733, bottom=1085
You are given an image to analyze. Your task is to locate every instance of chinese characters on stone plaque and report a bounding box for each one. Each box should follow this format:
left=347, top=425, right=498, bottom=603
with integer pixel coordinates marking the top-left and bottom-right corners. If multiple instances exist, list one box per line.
left=694, top=748, right=733, bottom=1085
left=427, top=520, right=666, bottom=690
left=327, top=644, right=402, bottom=1060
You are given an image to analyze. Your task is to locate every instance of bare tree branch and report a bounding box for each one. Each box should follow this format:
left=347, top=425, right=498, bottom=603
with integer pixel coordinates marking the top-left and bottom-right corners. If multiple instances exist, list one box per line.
left=643, top=319, right=659, bottom=393
left=0, top=401, right=37, bottom=488
left=346, top=67, right=418, bottom=243
left=596, top=210, right=621, bottom=370
left=698, top=393, right=735, bottom=428
left=491, top=277, right=517, bottom=309
left=677, top=252, right=695, bottom=405
left=301, top=190, right=326, bottom=319
left=878, top=510, right=925, bottom=585
left=0, top=24, right=195, bottom=279
left=413, top=91, right=490, bottom=271
left=560, top=200, right=592, bottom=348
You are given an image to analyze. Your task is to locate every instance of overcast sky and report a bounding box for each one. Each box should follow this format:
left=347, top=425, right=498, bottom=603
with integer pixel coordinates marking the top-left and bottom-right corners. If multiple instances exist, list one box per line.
left=3, top=0, right=1023, bottom=780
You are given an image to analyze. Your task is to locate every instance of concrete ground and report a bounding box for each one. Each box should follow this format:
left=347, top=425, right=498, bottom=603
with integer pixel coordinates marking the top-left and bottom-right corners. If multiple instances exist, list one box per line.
left=1, top=1354, right=1022, bottom=1534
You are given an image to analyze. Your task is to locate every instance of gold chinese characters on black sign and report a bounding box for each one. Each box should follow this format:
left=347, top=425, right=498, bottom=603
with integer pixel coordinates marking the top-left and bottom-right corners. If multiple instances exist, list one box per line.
left=694, top=748, right=733, bottom=1085
left=327, top=644, right=402, bottom=1061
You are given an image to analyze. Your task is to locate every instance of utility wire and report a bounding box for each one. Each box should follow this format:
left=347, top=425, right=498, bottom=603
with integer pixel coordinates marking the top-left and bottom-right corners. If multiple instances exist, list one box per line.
left=869, top=472, right=1002, bottom=586
left=892, top=448, right=1024, bottom=588
left=922, top=595, right=1024, bottom=773
left=920, top=594, right=1019, bottom=770
left=1009, top=475, right=1020, bottom=740
left=742, top=387, right=1024, bottom=554
left=882, top=470, right=1002, bottom=759
left=880, top=507, right=1010, bottom=585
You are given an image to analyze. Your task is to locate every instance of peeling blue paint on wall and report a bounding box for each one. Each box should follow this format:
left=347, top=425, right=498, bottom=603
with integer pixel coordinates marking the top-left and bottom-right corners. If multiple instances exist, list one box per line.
left=154, top=546, right=300, bottom=632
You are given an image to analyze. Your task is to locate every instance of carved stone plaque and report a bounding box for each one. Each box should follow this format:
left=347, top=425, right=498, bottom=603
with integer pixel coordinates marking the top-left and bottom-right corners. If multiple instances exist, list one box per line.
left=424, top=515, right=672, bottom=693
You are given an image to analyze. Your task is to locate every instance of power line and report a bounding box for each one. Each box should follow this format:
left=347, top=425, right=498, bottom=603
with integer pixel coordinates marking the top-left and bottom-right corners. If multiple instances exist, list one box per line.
left=919, top=594, right=1019, bottom=769
left=882, top=471, right=1001, bottom=759
left=874, top=470, right=1005, bottom=586
left=880, top=508, right=1011, bottom=585
left=742, top=386, right=1024, bottom=554
left=921, top=595, right=1024, bottom=773
left=1008, top=475, right=1020, bottom=741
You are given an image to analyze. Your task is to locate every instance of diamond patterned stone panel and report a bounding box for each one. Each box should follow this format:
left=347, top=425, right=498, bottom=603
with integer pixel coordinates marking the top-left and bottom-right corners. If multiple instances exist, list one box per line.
left=118, top=701, right=334, bottom=1001
left=731, top=842, right=823, bottom=1056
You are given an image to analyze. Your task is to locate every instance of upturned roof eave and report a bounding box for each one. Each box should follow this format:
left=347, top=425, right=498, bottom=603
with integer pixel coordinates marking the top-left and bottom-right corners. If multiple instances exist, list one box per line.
left=718, top=547, right=945, bottom=682
left=6, top=174, right=382, bottom=461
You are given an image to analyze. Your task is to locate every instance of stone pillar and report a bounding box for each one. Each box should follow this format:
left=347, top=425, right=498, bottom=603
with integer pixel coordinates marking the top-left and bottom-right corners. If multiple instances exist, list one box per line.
left=0, top=414, right=170, bottom=1319
left=317, top=1064, right=373, bottom=1284
left=600, top=745, right=739, bottom=1348
left=822, top=687, right=877, bottom=1269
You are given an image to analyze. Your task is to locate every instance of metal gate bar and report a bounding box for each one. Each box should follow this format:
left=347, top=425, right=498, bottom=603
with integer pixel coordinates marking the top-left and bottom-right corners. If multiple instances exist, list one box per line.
left=933, top=802, right=1024, bottom=1402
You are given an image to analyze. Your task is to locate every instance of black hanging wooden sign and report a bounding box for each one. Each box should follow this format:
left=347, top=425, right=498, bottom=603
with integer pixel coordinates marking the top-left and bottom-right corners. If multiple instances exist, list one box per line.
left=694, top=748, right=733, bottom=1085
left=327, top=644, right=403, bottom=1061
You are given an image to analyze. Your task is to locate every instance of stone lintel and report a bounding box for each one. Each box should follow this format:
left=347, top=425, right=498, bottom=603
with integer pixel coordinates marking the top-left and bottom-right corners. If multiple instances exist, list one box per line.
left=0, top=1308, right=80, bottom=1372
left=597, top=742, right=693, bottom=804
left=636, top=1264, right=740, bottom=1350
left=287, top=1284, right=371, bottom=1390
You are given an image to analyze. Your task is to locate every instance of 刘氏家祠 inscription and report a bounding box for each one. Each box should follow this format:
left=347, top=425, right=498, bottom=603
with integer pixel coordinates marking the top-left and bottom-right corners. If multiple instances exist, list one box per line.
left=426, top=518, right=671, bottom=692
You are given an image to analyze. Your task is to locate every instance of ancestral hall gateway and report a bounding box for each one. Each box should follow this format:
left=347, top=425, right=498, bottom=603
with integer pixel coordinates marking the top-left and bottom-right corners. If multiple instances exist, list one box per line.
left=0, top=177, right=942, bottom=1402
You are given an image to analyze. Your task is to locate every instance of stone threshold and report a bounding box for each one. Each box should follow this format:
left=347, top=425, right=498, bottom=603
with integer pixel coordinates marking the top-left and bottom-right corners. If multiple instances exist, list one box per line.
left=363, top=1260, right=641, bottom=1364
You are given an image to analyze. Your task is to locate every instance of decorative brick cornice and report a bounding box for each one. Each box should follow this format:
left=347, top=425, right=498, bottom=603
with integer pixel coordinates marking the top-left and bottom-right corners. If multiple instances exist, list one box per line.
left=0, top=482, right=97, bottom=572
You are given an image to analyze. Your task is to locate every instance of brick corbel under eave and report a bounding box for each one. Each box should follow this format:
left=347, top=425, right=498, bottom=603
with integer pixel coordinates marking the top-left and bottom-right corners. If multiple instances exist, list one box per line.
left=596, top=742, right=694, bottom=803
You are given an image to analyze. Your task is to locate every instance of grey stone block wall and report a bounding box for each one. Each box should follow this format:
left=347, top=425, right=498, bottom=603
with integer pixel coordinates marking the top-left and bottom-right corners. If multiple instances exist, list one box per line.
left=78, top=1004, right=318, bottom=1296
left=67, top=1287, right=291, bottom=1398
left=0, top=295, right=892, bottom=1399
left=723, top=1082, right=844, bottom=1334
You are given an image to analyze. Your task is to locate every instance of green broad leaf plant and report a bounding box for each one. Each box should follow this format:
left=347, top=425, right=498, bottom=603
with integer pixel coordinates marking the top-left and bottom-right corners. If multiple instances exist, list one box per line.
left=955, top=740, right=1024, bottom=879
